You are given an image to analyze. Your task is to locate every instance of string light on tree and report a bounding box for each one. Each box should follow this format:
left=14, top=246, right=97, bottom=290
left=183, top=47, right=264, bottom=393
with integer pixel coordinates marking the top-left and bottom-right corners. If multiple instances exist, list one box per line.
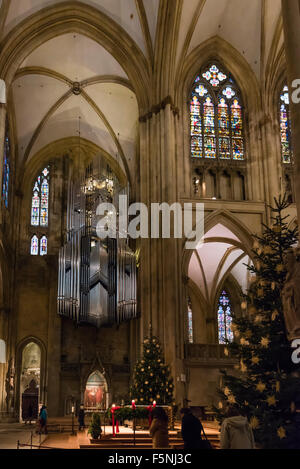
left=250, top=417, right=260, bottom=430
left=260, top=337, right=270, bottom=348
left=277, top=427, right=286, bottom=440
left=214, top=196, right=300, bottom=449
left=130, top=327, right=174, bottom=406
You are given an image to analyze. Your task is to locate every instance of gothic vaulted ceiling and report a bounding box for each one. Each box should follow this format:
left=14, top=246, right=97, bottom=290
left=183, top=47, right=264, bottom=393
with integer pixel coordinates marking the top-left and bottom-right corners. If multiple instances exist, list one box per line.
left=0, top=0, right=284, bottom=181
left=188, top=223, right=252, bottom=307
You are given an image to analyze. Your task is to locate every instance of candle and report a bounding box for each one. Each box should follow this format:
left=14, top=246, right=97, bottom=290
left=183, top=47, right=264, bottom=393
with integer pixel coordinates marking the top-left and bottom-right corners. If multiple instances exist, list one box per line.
left=132, top=400, right=136, bottom=410
left=71, top=406, right=75, bottom=413
left=153, top=400, right=157, bottom=408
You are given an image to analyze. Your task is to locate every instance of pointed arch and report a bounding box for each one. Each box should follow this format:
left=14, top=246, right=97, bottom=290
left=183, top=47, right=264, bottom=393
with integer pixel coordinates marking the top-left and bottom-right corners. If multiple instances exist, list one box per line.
left=217, top=289, right=234, bottom=344
left=204, top=209, right=255, bottom=253
left=15, top=336, right=47, bottom=418
left=178, top=36, right=263, bottom=202
left=190, top=62, right=245, bottom=161
left=22, top=137, right=127, bottom=195
left=177, top=35, right=261, bottom=113
left=182, top=209, right=254, bottom=275
left=183, top=211, right=254, bottom=346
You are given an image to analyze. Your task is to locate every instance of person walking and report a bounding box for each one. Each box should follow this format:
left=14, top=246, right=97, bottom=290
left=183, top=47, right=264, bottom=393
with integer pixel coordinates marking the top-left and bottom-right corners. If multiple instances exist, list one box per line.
left=78, top=404, right=85, bottom=431
left=180, top=408, right=205, bottom=449
left=220, top=406, right=255, bottom=450
left=38, top=405, right=48, bottom=435
left=149, top=407, right=169, bottom=449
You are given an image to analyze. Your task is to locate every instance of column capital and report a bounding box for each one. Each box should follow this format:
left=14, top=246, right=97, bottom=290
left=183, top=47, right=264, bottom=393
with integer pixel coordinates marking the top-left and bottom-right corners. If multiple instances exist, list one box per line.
left=139, top=96, right=180, bottom=123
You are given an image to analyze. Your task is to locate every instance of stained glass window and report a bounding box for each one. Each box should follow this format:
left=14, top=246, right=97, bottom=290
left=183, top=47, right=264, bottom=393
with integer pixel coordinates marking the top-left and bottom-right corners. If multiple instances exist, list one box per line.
left=31, top=236, right=39, bottom=256
left=279, top=85, right=292, bottom=164
left=202, top=64, right=227, bottom=87
left=31, top=167, right=50, bottom=227
left=190, top=63, right=245, bottom=160
left=231, top=99, right=244, bottom=160
left=40, top=236, right=48, bottom=256
left=30, top=166, right=50, bottom=256
left=203, top=96, right=216, bottom=158
left=2, top=121, right=10, bottom=208
left=187, top=299, right=193, bottom=344
left=218, top=98, right=230, bottom=159
left=218, top=290, right=234, bottom=344
left=190, top=95, right=202, bottom=158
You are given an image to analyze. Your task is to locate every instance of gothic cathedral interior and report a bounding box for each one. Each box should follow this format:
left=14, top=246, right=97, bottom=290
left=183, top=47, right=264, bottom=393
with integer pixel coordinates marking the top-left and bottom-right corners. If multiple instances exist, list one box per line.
left=0, top=0, right=299, bottom=426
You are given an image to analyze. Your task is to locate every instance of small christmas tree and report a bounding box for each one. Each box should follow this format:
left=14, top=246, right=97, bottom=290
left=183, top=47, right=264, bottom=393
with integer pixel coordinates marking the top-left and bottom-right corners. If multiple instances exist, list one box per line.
left=131, top=333, right=174, bottom=406
left=88, top=413, right=102, bottom=440
left=215, top=196, right=300, bottom=449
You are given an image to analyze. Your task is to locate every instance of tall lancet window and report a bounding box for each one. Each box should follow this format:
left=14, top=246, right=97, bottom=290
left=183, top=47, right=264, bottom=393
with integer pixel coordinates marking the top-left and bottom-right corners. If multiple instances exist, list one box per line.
left=2, top=120, right=10, bottom=208
left=30, top=166, right=50, bottom=256
left=218, top=290, right=234, bottom=344
left=190, top=64, right=245, bottom=160
left=187, top=299, right=194, bottom=344
left=279, top=85, right=293, bottom=164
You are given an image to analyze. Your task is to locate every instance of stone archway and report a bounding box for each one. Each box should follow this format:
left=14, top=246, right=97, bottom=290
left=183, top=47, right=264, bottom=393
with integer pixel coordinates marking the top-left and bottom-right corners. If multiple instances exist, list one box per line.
left=182, top=215, right=255, bottom=408
left=20, top=342, right=41, bottom=422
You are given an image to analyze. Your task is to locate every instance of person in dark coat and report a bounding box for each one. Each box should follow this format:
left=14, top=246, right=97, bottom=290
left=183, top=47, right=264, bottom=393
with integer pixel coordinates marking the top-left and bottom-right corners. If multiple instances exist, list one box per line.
left=78, top=405, right=85, bottom=431
left=180, top=408, right=204, bottom=449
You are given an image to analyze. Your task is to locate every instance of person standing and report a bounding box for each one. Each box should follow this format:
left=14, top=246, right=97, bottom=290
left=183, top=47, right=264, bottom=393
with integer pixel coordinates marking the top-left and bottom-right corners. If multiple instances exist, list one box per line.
left=220, top=406, right=255, bottom=450
left=78, top=404, right=85, bottom=431
left=149, top=407, right=169, bottom=449
left=38, top=405, right=48, bottom=435
left=180, top=408, right=205, bottom=449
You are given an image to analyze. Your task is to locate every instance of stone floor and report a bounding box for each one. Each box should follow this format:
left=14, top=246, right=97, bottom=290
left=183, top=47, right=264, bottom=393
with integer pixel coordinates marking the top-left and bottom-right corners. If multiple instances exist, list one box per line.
left=44, top=422, right=220, bottom=450
left=0, top=420, right=220, bottom=450
left=0, top=422, right=47, bottom=449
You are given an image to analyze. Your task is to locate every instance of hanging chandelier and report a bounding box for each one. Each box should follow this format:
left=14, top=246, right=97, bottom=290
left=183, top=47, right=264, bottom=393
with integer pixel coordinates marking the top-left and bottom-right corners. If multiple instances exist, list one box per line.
left=81, top=175, right=114, bottom=196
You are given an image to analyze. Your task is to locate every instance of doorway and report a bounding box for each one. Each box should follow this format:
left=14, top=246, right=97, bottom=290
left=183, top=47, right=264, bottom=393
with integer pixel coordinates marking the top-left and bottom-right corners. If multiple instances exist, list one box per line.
left=20, top=342, right=41, bottom=421
left=21, top=379, right=39, bottom=421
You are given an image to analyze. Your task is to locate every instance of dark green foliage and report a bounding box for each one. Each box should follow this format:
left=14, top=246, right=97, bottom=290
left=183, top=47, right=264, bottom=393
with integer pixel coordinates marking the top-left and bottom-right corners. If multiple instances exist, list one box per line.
left=106, top=407, right=149, bottom=421
left=130, top=335, right=174, bottom=405
left=88, top=413, right=102, bottom=440
left=214, top=196, right=300, bottom=449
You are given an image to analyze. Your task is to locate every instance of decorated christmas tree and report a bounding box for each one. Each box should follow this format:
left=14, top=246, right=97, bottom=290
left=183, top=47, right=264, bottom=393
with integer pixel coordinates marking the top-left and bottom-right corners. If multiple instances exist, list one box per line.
left=215, top=196, right=300, bottom=449
left=130, top=332, right=174, bottom=406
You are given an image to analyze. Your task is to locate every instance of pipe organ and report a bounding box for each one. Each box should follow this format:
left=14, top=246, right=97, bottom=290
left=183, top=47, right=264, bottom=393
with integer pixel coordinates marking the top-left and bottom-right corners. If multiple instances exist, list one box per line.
left=57, top=157, right=137, bottom=327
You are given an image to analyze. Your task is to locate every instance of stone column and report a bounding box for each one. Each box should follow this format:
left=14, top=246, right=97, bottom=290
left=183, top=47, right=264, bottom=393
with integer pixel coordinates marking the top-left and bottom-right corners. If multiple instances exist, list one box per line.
left=45, top=256, right=62, bottom=416
left=0, top=94, right=7, bottom=411
left=282, top=0, right=300, bottom=231
left=139, top=102, right=184, bottom=402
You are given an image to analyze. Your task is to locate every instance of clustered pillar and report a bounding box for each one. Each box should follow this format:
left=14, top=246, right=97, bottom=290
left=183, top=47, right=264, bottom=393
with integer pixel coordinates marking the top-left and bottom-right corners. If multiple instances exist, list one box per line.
left=0, top=81, right=6, bottom=413
left=139, top=102, right=184, bottom=403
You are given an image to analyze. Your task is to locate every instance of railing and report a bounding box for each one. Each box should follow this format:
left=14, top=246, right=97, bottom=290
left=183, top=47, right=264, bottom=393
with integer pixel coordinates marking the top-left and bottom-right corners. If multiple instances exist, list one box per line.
left=17, top=441, right=64, bottom=450
left=16, top=431, right=43, bottom=450
left=192, top=159, right=247, bottom=201
left=185, top=344, right=235, bottom=361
